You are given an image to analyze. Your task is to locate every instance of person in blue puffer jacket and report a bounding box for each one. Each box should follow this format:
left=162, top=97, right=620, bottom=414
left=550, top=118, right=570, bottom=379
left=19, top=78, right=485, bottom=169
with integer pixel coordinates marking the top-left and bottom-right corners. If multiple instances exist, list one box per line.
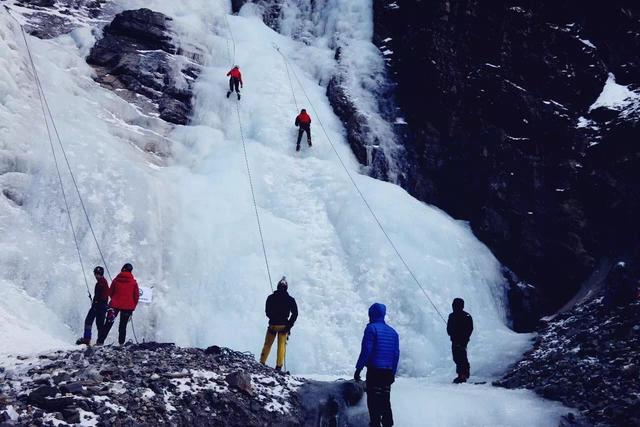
left=354, top=303, right=400, bottom=427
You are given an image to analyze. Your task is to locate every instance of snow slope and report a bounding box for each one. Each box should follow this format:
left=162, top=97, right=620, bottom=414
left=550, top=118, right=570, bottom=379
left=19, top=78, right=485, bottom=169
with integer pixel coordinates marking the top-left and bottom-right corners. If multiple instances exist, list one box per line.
left=2, top=0, right=528, bottom=379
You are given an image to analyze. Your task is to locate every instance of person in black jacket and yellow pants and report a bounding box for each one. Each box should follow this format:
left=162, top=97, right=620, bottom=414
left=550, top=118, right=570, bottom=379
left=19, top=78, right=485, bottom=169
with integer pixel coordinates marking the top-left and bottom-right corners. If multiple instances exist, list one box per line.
left=259, top=277, right=298, bottom=371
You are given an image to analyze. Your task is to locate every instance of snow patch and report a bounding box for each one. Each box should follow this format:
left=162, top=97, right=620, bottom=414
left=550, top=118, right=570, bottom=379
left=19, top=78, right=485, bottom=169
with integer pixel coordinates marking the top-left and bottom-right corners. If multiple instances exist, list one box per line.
left=589, top=73, right=640, bottom=112
left=578, top=38, right=596, bottom=49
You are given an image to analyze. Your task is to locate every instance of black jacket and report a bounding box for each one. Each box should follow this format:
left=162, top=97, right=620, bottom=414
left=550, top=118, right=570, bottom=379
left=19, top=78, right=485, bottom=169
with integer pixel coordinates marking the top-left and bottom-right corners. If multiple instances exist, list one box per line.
left=447, top=310, right=473, bottom=344
left=265, top=290, right=298, bottom=327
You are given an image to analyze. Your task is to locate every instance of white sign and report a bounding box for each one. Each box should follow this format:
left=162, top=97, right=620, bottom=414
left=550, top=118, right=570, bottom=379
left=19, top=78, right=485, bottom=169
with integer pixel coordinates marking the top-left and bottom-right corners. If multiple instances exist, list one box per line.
left=139, top=286, right=153, bottom=304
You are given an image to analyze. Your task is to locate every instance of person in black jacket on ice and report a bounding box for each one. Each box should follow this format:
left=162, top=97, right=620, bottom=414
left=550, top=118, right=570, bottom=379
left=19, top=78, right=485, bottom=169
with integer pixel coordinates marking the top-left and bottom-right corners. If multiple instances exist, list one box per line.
left=259, top=277, right=298, bottom=371
left=447, top=297, right=473, bottom=383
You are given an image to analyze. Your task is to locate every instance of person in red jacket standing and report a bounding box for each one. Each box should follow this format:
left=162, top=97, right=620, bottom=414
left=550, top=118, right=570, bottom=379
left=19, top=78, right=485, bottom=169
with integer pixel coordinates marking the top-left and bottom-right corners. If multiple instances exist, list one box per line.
left=76, top=266, right=110, bottom=345
left=96, top=263, right=140, bottom=345
left=294, top=109, right=312, bottom=152
left=226, top=65, right=243, bottom=100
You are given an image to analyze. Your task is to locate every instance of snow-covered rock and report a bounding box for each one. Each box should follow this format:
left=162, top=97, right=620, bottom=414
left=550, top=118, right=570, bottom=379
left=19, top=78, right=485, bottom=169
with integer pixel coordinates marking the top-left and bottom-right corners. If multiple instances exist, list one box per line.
left=0, top=342, right=366, bottom=426
left=496, top=298, right=640, bottom=427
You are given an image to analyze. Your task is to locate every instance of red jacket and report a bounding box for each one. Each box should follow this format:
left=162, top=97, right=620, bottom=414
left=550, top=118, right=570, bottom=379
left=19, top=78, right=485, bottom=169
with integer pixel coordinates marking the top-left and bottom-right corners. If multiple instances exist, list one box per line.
left=227, top=67, right=243, bottom=84
left=295, top=112, right=311, bottom=127
left=109, top=271, right=140, bottom=311
left=93, top=277, right=110, bottom=304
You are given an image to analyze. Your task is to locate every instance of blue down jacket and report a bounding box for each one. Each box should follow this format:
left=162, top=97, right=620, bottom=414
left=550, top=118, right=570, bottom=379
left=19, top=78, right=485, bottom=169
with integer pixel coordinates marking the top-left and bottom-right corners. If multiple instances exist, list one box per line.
left=355, top=303, right=400, bottom=374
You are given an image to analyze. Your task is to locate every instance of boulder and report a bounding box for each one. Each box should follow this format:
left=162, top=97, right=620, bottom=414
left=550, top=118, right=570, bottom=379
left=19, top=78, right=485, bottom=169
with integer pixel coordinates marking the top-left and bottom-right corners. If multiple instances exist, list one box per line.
left=225, top=371, right=253, bottom=395
left=87, top=9, right=201, bottom=126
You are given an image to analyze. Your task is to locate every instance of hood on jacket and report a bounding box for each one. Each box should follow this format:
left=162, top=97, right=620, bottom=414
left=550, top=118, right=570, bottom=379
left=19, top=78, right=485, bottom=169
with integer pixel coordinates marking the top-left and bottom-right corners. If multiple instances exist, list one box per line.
left=368, top=303, right=386, bottom=323
left=452, top=297, right=465, bottom=313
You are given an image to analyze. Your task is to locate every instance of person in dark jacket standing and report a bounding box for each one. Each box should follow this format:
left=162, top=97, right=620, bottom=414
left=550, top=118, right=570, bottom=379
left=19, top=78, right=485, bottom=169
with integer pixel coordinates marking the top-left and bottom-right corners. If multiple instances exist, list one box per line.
left=226, top=65, right=243, bottom=100
left=354, top=303, right=400, bottom=427
left=294, top=109, right=312, bottom=151
left=76, top=266, right=110, bottom=345
left=447, top=297, right=473, bottom=383
left=96, top=263, right=140, bottom=345
left=259, top=277, right=298, bottom=371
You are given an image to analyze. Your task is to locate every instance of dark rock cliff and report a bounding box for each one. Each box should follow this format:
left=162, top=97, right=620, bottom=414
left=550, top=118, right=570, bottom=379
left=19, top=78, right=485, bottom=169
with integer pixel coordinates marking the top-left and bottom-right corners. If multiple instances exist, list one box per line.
left=86, top=8, right=201, bottom=126
left=373, top=0, right=640, bottom=315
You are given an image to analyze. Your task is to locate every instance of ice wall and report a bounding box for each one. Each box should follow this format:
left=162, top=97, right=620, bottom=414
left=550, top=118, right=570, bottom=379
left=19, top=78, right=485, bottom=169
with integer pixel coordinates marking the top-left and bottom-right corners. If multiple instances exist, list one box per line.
left=1, top=1, right=530, bottom=377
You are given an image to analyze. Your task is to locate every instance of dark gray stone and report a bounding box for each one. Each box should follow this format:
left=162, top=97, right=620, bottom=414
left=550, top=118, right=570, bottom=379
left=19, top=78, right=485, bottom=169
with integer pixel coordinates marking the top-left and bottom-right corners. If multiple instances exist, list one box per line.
left=225, top=371, right=253, bottom=394
left=60, top=382, right=84, bottom=395
left=86, top=9, right=201, bottom=126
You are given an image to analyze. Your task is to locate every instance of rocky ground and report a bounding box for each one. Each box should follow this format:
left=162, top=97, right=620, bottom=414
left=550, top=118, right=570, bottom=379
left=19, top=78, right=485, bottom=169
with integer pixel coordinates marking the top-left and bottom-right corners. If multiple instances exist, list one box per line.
left=0, top=343, right=366, bottom=426
left=496, top=298, right=640, bottom=427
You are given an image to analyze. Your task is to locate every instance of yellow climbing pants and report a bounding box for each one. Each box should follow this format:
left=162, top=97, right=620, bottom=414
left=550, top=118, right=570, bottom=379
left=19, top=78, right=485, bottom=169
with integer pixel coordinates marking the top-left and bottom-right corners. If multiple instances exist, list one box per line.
left=259, top=325, right=288, bottom=368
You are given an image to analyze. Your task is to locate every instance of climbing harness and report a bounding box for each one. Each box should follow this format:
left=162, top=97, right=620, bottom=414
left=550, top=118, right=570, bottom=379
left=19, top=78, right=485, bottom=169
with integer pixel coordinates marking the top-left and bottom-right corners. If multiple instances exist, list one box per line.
left=274, top=44, right=447, bottom=323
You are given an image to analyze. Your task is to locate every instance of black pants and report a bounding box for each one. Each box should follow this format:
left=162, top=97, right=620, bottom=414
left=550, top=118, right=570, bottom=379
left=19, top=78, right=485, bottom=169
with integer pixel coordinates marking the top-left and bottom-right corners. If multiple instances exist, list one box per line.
left=452, top=342, right=470, bottom=376
left=296, top=126, right=311, bottom=146
left=83, top=302, right=108, bottom=341
left=97, top=309, right=133, bottom=345
left=366, top=368, right=394, bottom=427
left=228, top=77, right=240, bottom=93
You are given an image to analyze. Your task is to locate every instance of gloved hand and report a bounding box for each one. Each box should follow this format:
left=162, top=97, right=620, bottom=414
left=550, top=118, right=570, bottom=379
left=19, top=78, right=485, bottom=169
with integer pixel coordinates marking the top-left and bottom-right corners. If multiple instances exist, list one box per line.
left=283, top=324, right=292, bottom=334
left=241, top=83, right=244, bottom=88
left=354, top=369, right=362, bottom=382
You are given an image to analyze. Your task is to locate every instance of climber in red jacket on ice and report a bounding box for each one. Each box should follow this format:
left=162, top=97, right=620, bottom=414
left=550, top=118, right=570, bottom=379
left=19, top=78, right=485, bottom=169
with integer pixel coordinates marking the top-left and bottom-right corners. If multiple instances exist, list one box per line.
left=226, top=65, right=243, bottom=100
left=96, top=263, right=140, bottom=345
left=295, top=109, right=312, bottom=152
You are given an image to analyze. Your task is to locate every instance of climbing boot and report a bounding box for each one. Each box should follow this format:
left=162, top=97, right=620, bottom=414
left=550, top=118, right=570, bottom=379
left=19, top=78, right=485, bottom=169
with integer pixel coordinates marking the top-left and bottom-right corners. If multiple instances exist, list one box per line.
left=76, top=337, right=90, bottom=346
left=296, top=144, right=300, bottom=152
left=226, top=91, right=231, bottom=98
left=452, top=375, right=465, bottom=384
left=308, top=140, right=312, bottom=147
left=237, top=93, right=241, bottom=100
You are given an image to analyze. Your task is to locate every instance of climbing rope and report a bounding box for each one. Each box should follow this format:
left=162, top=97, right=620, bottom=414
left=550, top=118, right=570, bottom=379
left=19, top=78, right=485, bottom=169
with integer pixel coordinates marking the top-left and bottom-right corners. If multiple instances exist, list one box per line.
left=274, top=44, right=447, bottom=323
left=224, top=11, right=274, bottom=292
left=223, top=12, right=236, bottom=66
left=274, top=45, right=299, bottom=111
left=5, top=6, right=141, bottom=342
left=235, top=102, right=275, bottom=292
left=5, top=6, right=92, bottom=301
left=5, top=7, right=113, bottom=281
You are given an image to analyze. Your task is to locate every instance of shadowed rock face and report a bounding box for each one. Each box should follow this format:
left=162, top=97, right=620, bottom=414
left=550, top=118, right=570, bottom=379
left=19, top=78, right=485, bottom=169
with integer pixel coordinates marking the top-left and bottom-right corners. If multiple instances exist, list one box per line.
left=87, top=8, right=201, bottom=126
left=373, top=0, right=640, bottom=315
